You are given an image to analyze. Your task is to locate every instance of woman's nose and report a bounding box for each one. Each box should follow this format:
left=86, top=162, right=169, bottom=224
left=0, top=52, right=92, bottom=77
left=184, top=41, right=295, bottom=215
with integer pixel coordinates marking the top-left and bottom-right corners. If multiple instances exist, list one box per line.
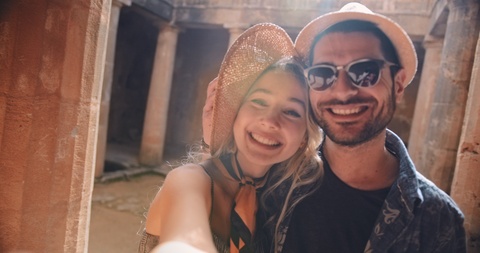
left=260, top=110, right=281, bottom=129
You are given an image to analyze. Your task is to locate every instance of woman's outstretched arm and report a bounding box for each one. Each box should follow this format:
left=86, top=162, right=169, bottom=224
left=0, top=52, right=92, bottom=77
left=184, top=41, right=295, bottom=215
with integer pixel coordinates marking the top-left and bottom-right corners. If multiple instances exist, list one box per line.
left=145, top=164, right=217, bottom=253
left=151, top=241, right=211, bottom=253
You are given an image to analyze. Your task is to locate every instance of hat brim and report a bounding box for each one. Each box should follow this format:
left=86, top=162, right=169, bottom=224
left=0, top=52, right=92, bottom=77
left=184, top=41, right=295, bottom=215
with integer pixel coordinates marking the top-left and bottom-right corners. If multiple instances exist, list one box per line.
left=295, top=10, right=417, bottom=86
left=210, top=23, right=298, bottom=154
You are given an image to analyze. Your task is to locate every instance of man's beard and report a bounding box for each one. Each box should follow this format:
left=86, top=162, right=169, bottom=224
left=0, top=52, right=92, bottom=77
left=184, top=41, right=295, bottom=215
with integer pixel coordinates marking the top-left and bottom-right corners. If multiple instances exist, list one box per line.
left=316, top=89, right=396, bottom=147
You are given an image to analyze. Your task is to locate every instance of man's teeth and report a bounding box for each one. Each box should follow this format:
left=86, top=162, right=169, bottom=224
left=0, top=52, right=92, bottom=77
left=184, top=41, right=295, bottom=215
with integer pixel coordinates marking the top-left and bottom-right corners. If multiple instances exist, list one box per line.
left=251, top=133, right=279, bottom=146
left=331, top=107, right=361, bottom=115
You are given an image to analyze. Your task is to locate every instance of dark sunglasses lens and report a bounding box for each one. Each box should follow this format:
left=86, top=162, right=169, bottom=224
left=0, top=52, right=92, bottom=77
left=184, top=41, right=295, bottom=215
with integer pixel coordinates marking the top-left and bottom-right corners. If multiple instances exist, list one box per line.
left=307, top=66, right=336, bottom=91
left=348, top=61, right=381, bottom=87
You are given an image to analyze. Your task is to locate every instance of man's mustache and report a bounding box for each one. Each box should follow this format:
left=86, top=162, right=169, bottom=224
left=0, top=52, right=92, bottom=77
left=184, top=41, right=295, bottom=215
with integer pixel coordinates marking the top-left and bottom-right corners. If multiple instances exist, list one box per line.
left=317, top=97, right=376, bottom=107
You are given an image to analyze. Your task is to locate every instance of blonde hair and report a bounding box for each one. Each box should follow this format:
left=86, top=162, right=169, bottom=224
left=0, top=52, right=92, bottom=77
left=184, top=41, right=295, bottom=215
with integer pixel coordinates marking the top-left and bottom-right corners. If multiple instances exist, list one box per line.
left=260, top=105, right=322, bottom=252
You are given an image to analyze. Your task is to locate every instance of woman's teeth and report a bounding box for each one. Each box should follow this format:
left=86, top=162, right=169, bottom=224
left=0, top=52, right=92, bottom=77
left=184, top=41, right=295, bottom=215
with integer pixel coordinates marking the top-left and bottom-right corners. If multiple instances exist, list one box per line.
left=251, top=133, right=279, bottom=146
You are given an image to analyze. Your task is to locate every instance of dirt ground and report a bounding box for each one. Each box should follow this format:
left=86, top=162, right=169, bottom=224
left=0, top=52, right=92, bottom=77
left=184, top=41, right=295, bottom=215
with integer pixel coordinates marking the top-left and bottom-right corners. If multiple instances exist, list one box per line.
left=88, top=172, right=166, bottom=253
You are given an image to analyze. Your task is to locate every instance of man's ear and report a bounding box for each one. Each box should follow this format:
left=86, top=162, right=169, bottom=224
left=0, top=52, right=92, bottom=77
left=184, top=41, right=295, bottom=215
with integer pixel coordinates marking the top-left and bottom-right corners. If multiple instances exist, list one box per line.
left=393, top=68, right=407, bottom=103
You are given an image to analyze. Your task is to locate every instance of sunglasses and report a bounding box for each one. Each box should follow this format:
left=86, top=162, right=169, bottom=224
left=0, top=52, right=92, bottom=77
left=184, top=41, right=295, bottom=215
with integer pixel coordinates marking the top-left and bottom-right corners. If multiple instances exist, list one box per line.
left=304, top=58, right=398, bottom=91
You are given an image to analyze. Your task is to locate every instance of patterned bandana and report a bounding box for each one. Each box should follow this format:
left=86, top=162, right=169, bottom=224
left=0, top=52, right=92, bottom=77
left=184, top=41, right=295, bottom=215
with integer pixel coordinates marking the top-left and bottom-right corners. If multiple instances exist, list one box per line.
left=213, top=154, right=267, bottom=253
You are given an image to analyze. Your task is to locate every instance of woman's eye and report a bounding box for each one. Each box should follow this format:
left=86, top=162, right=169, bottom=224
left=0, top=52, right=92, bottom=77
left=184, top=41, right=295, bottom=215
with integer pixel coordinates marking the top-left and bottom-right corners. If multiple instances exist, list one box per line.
left=251, top=99, right=267, bottom=106
left=284, top=110, right=301, bottom=118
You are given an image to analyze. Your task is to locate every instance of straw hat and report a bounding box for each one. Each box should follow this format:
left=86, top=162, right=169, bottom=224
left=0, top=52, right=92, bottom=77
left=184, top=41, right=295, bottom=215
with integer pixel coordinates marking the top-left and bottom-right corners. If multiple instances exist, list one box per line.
left=295, top=2, right=417, bottom=86
left=210, top=23, right=298, bottom=154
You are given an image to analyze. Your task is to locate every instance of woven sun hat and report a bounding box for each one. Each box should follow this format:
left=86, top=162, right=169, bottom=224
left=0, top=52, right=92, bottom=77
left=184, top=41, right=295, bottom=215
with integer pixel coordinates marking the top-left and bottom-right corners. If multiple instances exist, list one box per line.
left=209, top=23, right=298, bottom=154
left=295, top=2, right=417, bottom=86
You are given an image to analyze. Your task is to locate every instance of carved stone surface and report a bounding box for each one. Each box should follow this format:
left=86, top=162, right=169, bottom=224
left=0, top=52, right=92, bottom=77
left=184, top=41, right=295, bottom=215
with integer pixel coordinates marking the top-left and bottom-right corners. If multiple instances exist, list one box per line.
left=133, top=0, right=174, bottom=20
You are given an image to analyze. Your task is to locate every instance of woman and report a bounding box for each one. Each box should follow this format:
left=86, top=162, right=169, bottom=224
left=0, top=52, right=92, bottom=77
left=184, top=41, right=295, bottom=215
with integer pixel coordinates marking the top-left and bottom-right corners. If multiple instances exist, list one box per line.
left=138, top=23, right=323, bottom=253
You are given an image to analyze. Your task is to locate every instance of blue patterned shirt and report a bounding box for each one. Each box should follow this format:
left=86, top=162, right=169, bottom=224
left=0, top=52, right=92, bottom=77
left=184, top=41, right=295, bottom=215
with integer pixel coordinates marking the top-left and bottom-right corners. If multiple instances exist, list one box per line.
left=363, top=130, right=465, bottom=252
left=266, top=130, right=466, bottom=253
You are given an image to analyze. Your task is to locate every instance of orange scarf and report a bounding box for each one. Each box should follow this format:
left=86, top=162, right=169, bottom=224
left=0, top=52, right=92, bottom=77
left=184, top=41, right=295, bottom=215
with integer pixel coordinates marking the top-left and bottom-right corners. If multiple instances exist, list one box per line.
left=213, top=155, right=267, bottom=253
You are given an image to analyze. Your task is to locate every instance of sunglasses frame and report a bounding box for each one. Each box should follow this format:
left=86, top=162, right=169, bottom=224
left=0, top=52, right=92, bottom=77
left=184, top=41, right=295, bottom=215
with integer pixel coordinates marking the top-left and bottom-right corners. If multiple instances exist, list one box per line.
left=304, top=58, right=398, bottom=91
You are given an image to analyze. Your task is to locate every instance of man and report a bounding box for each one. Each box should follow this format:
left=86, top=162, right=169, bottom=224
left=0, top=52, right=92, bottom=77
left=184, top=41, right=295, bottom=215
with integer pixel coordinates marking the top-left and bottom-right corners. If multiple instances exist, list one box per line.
left=277, top=2, right=466, bottom=253
left=203, top=3, right=466, bottom=253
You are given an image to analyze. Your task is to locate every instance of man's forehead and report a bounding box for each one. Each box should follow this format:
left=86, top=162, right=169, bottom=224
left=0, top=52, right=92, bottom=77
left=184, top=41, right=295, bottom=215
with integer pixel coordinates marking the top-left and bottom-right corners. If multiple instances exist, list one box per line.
left=311, top=32, right=382, bottom=64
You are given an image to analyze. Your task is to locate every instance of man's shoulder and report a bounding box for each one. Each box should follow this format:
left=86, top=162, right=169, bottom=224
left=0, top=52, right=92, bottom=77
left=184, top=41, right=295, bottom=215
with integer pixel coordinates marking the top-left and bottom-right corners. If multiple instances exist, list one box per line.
left=415, top=172, right=464, bottom=220
left=384, top=129, right=463, bottom=219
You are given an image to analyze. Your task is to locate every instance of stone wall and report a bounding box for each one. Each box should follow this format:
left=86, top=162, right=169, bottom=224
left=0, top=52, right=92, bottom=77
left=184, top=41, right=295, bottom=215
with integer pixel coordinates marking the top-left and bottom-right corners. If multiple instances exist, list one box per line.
left=0, top=0, right=110, bottom=252
left=173, top=0, right=432, bottom=37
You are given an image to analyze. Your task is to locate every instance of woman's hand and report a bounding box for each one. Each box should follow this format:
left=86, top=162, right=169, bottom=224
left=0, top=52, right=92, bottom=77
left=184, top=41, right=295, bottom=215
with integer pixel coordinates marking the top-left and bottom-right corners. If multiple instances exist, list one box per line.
left=202, top=77, right=218, bottom=149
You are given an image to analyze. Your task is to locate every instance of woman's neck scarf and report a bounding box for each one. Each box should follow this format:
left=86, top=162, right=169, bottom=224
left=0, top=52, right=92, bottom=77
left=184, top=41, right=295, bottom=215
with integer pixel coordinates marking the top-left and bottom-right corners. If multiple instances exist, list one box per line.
left=213, top=154, right=268, bottom=253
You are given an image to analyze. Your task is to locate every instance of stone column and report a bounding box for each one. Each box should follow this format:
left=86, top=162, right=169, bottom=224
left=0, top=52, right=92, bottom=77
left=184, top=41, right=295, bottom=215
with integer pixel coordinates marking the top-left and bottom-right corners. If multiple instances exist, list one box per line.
left=0, top=0, right=110, bottom=252
left=450, top=32, right=480, bottom=252
left=95, top=0, right=131, bottom=178
left=407, top=38, right=443, bottom=169
left=420, top=0, right=480, bottom=192
left=224, top=23, right=248, bottom=47
left=139, top=24, right=179, bottom=166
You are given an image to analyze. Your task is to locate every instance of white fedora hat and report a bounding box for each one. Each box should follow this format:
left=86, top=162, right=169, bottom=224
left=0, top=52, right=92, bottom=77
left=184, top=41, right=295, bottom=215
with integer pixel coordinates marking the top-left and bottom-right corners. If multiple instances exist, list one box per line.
left=295, top=2, right=418, bottom=86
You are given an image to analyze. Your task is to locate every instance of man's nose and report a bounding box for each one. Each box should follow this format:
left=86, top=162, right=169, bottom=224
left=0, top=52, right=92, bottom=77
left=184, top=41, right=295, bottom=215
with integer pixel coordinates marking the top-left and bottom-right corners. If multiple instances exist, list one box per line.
left=330, top=70, right=359, bottom=100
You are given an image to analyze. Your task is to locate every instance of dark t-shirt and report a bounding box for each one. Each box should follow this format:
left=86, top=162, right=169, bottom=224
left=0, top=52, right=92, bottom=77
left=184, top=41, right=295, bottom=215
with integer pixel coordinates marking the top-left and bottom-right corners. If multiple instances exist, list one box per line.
left=282, top=160, right=390, bottom=253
